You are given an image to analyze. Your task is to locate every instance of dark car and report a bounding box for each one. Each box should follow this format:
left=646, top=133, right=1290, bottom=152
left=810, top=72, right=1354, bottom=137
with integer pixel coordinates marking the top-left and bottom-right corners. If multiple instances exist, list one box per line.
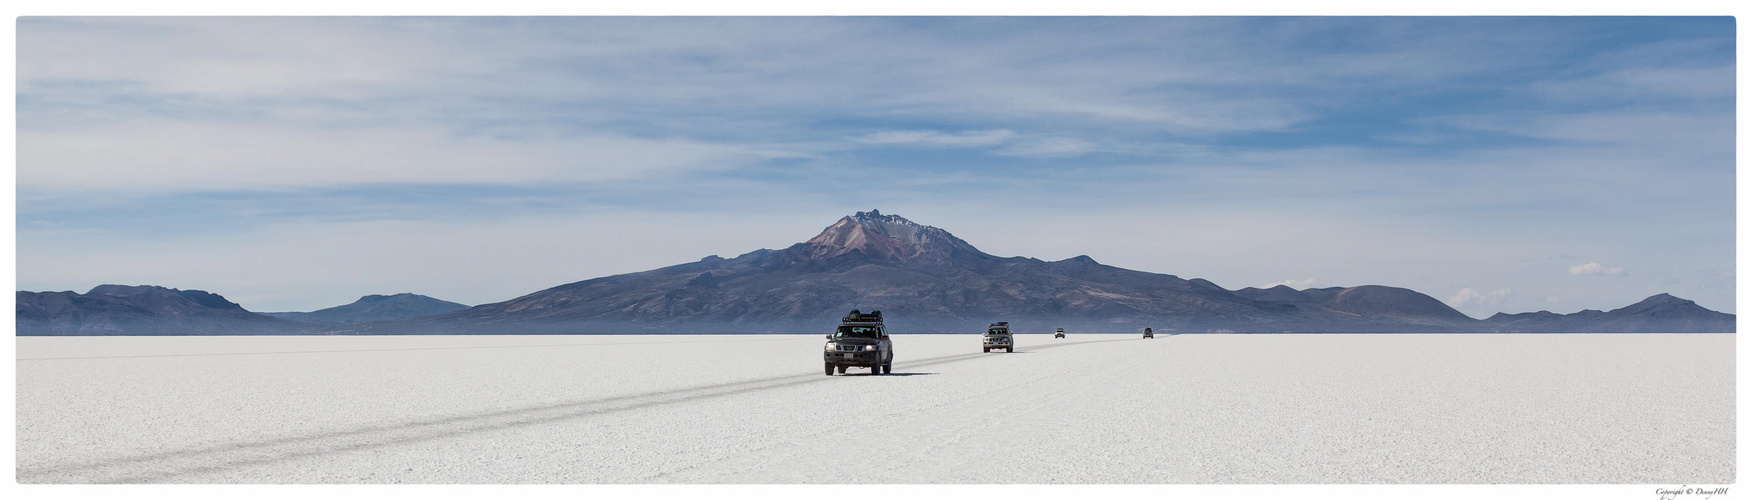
left=1143, top=327, right=1154, bottom=339
left=983, top=322, right=1014, bottom=353
left=825, top=310, right=893, bottom=375
left=1054, top=328, right=1066, bottom=339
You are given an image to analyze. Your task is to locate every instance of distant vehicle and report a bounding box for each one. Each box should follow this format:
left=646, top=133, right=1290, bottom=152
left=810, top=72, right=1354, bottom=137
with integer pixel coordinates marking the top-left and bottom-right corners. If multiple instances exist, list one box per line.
left=826, top=310, right=892, bottom=375
left=1054, top=328, right=1066, bottom=339
left=1143, top=327, right=1154, bottom=339
left=984, top=322, right=1014, bottom=353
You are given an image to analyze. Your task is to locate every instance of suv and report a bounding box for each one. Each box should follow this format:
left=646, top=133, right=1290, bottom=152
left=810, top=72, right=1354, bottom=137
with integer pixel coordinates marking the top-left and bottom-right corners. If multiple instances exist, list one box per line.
left=983, top=322, right=1014, bottom=353
left=1143, top=327, right=1154, bottom=339
left=1054, top=328, right=1066, bottom=339
left=825, top=310, right=892, bottom=375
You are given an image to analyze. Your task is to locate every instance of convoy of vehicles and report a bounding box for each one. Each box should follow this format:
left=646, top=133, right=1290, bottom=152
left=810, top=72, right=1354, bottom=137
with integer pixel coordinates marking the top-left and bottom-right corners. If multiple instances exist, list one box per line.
left=823, top=312, right=1167, bottom=374
left=983, top=322, right=1014, bottom=353
left=825, top=310, right=893, bottom=376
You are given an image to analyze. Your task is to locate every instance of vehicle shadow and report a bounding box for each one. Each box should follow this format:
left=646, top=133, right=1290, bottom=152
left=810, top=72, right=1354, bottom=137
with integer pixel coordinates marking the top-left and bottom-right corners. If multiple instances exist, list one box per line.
left=868, top=372, right=936, bottom=377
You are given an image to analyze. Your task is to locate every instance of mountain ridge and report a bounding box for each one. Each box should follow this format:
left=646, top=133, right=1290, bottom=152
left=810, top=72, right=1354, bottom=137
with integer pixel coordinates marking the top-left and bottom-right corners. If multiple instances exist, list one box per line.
left=337, top=210, right=1731, bottom=334
left=15, top=211, right=1735, bottom=334
left=16, top=285, right=308, bottom=335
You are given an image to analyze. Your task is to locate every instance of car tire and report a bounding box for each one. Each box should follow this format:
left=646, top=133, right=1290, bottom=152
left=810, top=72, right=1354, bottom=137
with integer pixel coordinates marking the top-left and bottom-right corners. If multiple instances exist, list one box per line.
left=826, top=362, right=834, bottom=376
left=837, top=365, right=846, bottom=374
left=1007, top=347, right=1013, bottom=353
left=983, top=347, right=989, bottom=353
left=883, top=363, right=892, bottom=374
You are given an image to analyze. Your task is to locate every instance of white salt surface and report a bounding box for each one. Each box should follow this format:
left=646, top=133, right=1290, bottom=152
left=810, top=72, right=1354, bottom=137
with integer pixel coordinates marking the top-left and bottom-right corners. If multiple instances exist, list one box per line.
left=16, top=333, right=1733, bottom=483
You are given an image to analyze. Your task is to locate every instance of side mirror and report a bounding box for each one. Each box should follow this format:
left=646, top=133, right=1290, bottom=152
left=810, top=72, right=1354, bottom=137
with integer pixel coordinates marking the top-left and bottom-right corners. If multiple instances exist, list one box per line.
left=826, top=335, right=833, bottom=339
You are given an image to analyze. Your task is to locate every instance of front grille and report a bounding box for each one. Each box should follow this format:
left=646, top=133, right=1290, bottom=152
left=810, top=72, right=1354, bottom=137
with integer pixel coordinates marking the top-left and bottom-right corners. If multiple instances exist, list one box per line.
left=837, top=345, right=864, bottom=352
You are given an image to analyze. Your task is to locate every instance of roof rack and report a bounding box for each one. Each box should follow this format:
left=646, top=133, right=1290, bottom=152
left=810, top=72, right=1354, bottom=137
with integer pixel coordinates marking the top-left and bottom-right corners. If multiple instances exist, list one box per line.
left=842, top=309, right=884, bottom=323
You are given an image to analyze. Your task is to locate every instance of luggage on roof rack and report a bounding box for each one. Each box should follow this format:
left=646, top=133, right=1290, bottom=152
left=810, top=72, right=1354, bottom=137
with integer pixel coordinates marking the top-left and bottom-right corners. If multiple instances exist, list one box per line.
left=842, top=309, right=884, bottom=323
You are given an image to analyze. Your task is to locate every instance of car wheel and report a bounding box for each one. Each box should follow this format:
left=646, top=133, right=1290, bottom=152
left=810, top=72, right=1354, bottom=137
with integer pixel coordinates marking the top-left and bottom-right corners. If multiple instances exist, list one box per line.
left=883, top=363, right=892, bottom=374
left=1007, top=347, right=1013, bottom=353
left=826, top=363, right=834, bottom=376
left=983, top=347, right=989, bottom=353
left=837, top=365, right=846, bottom=374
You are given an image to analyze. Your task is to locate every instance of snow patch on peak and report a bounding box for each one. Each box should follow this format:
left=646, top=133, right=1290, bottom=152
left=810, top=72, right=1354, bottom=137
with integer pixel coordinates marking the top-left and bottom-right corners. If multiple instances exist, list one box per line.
left=801, top=210, right=983, bottom=263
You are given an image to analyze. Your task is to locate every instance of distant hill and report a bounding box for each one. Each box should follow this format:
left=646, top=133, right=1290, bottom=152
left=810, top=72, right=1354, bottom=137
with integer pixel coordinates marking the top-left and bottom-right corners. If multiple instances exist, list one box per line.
left=1484, top=293, right=1735, bottom=333
left=16, top=285, right=308, bottom=335
left=265, top=293, right=468, bottom=324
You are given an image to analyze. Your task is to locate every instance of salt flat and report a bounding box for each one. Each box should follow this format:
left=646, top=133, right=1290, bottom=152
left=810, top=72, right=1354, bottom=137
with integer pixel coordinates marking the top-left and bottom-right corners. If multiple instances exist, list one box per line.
left=15, top=333, right=1733, bottom=483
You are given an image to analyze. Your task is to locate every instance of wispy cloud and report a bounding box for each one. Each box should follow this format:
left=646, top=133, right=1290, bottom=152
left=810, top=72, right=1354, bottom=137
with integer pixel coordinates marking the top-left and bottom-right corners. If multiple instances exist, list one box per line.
left=995, top=137, right=1114, bottom=157
left=19, top=123, right=789, bottom=192
left=1264, top=278, right=1318, bottom=289
left=854, top=129, right=1016, bottom=147
left=1448, top=288, right=1512, bottom=308
left=1569, top=263, right=1626, bottom=276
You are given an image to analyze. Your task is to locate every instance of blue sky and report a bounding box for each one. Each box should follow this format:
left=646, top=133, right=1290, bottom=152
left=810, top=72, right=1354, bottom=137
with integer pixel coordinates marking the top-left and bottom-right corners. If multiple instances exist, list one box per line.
left=15, top=17, right=1736, bottom=316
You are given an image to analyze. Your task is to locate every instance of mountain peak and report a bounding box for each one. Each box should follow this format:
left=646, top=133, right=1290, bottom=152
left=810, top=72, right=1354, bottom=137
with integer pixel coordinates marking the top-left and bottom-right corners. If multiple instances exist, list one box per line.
left=357, top=293, right=422, bottom=303
left=1609, top=293, right=1709, bottom=316
left=799, top=210, right=984, bottom=264
left=1637, top=293, right=1685, bottom=304
left=89, top=284, right=166, bottom=296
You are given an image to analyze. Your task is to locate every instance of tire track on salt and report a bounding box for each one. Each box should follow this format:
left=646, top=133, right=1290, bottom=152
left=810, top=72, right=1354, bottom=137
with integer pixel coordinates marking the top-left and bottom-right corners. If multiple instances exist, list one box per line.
left=19, top=337, right=1135, bottom=483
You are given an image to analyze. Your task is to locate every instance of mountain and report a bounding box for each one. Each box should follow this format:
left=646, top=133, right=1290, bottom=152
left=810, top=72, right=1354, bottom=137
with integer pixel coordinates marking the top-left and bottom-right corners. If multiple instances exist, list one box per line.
left=17, top=212, right=1735, bottom=335
left=265, top=293, right=469, bottom=323
left=15, top=285, right=309, bottom=335
left=1484, top=293, right=1736, bottom=333
left=355, top=210, right=1501, bottom=334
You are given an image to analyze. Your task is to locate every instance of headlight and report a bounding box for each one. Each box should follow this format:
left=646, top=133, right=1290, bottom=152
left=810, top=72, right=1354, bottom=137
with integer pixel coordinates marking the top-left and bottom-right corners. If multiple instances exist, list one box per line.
left=864, top=345, right=878, bottom=351
left=825, top=343, right=837, bottom=351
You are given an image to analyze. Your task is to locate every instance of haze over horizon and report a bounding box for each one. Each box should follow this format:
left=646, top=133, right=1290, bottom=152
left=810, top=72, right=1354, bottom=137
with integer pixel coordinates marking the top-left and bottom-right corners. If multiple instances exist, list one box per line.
left=15, top=17, right=1735, bottom=316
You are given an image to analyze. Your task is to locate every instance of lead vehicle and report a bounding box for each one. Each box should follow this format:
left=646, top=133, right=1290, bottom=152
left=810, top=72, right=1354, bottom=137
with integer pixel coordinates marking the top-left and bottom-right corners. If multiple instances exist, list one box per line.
left=983, top=322, right=1014, bottom=353
left=825, top=310, right=893, bottom=375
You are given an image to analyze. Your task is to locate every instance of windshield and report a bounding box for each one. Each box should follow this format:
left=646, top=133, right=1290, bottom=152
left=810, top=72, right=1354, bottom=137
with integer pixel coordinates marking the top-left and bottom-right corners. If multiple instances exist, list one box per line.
left=834, top=325, right=882, bottom=339
left=987, top=329, right=1008, bottom=335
